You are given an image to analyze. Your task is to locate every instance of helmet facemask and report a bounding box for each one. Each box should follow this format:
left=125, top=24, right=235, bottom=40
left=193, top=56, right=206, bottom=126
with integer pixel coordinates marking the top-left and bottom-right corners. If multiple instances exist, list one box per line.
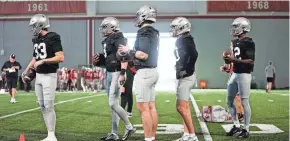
left=230, top=24, right=244, bottom=36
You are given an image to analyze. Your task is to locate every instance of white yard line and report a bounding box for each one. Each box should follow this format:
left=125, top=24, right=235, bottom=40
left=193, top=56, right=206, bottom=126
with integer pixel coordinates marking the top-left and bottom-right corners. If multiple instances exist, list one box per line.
left=190, top=94, right=213, bottom=141
left=0, top=94, right=104, bottom=119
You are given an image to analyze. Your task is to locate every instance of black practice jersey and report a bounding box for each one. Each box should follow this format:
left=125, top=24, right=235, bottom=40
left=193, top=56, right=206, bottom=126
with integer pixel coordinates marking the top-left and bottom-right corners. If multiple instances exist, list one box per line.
left=174, top=33, right=198, bottom=79
left=32, top=32, right=63, bottom=74
left=102, top=32, right=126, bottom=72
left=1, top=61, right=22, bottom=78
left=133, top=26, right=159, bottom=69
left=231, top=37, right=255, bottom=73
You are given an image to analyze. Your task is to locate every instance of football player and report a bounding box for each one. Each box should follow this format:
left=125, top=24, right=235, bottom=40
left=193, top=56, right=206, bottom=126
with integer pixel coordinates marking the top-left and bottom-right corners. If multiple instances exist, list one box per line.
left=22, top=14, right=64, bottom=141
left=94, top=17, right=136, bottom=141
left=223, top=17, right=255, bottom=138
left=118, top=5, right=159, bottom=141
left=85, top=68, right=90, bottom=91
left=95, top=67, right=103, bottom=92
left=170, top=17, right=199, bottom=141
left=70, top=68, right=77, bottom=91
left=80, top=66, right=87, bottom=92
left=92, top=67, right=98, bottom=92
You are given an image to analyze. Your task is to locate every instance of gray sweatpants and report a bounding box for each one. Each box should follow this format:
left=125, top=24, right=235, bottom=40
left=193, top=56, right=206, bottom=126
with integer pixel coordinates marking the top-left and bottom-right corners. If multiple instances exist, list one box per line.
left=35, top=73, right=57, bottom=132
left=227, top=73, right=252, bottom=130
left=107, top=71, right=132, bottom=134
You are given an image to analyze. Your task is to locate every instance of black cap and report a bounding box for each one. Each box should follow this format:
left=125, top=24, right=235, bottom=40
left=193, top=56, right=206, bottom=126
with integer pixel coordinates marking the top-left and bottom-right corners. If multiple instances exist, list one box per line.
left=10, top=54, right=15, bottom=59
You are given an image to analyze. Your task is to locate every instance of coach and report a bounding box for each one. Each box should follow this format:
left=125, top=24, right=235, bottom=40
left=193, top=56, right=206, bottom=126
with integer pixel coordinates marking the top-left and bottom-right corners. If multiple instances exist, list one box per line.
left=1, top=54, right=22, bottom=103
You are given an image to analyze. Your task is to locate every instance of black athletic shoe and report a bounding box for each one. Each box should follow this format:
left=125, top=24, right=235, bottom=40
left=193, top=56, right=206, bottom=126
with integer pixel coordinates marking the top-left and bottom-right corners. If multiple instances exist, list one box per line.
left=101, top=133, right=119, bottom=141
left=121, top=127, right=136, bottom=140
left=226, top=125, right=242, bottom=136
left=237, top=129, right=250, bottom=138
left=100, top=133, right=110, bottom=140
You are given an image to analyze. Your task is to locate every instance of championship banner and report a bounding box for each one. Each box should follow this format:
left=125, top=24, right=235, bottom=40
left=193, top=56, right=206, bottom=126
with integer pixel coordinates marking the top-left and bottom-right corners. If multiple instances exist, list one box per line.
left=0, top=0, right=86, bottom=15
left=208, top=1, right=289, bottom=12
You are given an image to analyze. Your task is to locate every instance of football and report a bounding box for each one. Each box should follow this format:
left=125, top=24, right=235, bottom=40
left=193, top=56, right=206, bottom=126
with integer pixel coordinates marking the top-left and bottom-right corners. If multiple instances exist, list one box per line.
left=22, top=67, right=36, bottom=83
left=222, top=50, right=232, bottom=64
left=93, top=53, right=105, bottom=66
left=222, top=50, right=232, bottom=58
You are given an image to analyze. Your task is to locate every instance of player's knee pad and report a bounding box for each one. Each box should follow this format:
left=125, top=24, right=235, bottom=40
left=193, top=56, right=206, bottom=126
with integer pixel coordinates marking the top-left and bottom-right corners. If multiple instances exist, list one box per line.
left=41, top=100, right=55, bottom=113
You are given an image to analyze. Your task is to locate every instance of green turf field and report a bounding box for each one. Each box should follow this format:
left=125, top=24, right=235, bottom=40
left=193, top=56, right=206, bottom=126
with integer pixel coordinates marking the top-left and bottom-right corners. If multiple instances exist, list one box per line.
left=0, top=89, right=289, bottom=141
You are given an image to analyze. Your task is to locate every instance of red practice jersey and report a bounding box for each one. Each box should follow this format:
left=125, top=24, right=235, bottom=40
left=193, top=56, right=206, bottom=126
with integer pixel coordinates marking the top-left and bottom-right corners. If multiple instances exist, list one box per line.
left=58, top=71, right=63, bottom=80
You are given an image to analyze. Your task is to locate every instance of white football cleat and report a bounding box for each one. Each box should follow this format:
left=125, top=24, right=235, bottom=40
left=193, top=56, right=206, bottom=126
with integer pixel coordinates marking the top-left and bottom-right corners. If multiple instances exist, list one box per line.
left=10, top=98, right=16, bottom=103
left=41, top=136, right=58, bottom=141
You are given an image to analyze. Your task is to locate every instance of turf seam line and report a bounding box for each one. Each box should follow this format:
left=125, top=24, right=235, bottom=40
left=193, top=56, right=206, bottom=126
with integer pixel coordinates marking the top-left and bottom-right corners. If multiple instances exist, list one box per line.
left=0, top=94, right=104, bottom=119
left=190, top=94, right=213, bottom=141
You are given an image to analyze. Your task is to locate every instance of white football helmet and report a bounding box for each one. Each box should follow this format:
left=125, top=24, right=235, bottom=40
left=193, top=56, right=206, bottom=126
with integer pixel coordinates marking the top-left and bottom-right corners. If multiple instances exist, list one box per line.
left=230, top=17, right=251, bottom=36
left=29, top=14, right=50, bottom=36
left=99, top=17, right=120, bottom=37
left=170, top=17, right=191, bottom=37
left=135, top=5, right=157, bottom=27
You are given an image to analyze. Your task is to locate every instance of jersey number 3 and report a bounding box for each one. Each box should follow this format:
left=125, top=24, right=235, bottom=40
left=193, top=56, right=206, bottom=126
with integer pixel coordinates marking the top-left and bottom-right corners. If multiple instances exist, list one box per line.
left=233, top=47, right=242, bottom=60
left=34, top=43, right=47, bottom=59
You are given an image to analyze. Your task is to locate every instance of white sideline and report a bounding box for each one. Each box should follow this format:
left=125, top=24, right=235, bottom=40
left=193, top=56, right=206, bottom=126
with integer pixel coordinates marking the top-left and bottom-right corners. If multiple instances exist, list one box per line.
left=190, top=94, right=213, bottom=141
left=0, top=94, right=104, bottom=119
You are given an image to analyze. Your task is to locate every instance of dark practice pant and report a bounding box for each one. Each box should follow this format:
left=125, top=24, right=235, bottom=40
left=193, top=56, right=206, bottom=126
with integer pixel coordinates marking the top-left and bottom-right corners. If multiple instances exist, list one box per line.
left=121, top=69, right=134, bottom=113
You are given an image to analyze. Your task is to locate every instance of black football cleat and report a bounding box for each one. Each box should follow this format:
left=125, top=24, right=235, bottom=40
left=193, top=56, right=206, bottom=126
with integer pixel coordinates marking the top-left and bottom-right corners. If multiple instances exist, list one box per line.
left=121, top=127, right=136, bottom=140
left=226, top=125, right=242, bottom=136
left=101, top=133, right=119, bottom=141
left=237, top=129, right=250, bottom=138
left=100, top=133, right=109, bottom=140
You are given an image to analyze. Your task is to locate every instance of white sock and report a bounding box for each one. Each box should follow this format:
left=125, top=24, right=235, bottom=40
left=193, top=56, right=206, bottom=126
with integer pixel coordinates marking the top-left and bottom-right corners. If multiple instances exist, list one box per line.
left=151, top=136, right=155, bottom=140
left=125, top=123, right=133, bottom=130
left=48, top=131, right=55, bottom=137
left=244, top=126, right=250, bottom=131
left=184, top=132, right=189, bottom=136
left=233, top=120, right=240, bottom=128
left=189, top=133, right=196, bottom=137
left=144, top=138, right=152, bottom=141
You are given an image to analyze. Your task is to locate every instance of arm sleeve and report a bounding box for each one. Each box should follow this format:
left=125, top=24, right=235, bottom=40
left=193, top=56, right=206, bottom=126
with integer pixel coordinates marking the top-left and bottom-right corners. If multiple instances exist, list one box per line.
left=51, top=34, right=63, bottom=53
left=138, top=36, right=151, bottom=54
left=273, top=66, right=276, bottom=73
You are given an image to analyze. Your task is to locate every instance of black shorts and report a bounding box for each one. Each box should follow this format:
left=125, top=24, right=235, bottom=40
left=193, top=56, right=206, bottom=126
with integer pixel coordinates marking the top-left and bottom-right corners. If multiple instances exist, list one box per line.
left=7, top=77, right=18, bottom=89
left=267, top=77, right=274, bottom=83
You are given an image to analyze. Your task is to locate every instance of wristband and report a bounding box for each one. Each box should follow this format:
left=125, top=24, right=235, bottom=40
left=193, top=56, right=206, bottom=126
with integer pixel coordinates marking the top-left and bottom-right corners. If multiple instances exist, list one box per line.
left=129, top=50, right=136, bottom=58
left=120, top=69, right=126, bottom=75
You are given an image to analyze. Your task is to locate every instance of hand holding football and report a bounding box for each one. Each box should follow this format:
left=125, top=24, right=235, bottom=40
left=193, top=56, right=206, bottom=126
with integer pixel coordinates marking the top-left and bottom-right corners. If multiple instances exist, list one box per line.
left=222, top=50, right=232, bottom=64
left=22, top=67, right=36, bottom=83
